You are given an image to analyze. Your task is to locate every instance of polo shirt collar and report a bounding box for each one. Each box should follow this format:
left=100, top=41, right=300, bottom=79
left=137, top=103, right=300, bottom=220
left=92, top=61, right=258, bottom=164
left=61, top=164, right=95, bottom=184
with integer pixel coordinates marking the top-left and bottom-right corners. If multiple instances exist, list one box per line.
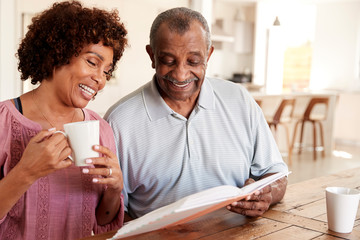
left=143, top=75, right=215, bottom=121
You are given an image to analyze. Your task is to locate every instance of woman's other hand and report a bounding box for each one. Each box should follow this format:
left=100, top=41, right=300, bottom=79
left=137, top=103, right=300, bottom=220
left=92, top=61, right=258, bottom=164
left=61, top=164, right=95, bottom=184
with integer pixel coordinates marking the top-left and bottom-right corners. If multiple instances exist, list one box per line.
left=82, top=145, right=123, bottom=193
left=87, top=145, right=123, bottom=225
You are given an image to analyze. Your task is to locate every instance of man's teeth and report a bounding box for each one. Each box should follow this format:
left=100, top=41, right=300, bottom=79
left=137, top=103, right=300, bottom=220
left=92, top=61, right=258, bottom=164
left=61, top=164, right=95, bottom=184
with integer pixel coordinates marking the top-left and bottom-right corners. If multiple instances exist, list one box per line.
left=79, top=84, right=95, bottom=96
left=173, top=82, right=190, bottom=88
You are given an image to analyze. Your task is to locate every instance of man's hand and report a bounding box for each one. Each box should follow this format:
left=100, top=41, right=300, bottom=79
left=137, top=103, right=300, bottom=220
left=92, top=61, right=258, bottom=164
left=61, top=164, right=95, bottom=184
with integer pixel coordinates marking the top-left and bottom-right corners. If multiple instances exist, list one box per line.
left=227, top=178, right=272, bottom=217
left=227, top=173, right=288, bottom=217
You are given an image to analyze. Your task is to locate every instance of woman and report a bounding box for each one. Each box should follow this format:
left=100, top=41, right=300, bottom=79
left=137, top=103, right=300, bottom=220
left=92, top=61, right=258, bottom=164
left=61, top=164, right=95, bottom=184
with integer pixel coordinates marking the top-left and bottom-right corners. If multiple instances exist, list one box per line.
left=0, top=1, right=127, bottom=239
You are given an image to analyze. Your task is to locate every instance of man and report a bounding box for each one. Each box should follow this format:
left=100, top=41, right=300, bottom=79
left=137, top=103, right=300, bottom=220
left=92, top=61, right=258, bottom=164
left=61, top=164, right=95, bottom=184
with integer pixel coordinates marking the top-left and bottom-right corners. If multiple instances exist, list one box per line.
left=105, top=7, right=288, bottom=220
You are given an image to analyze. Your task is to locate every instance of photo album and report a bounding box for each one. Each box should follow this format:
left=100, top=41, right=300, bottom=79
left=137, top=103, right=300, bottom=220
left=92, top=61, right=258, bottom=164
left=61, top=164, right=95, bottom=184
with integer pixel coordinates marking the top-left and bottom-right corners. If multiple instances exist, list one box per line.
left=109, top=171, right=290, bottom=239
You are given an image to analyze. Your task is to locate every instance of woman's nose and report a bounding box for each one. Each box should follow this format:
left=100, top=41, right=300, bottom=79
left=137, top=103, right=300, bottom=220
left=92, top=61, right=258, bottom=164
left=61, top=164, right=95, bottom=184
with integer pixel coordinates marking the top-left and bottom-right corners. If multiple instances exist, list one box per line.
left=92, top=69, right=106, bottom=88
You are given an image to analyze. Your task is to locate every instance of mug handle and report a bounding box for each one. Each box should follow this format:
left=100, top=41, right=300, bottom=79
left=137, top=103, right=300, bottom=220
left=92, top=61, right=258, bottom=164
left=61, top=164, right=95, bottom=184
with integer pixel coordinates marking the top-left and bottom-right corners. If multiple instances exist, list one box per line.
left=53, top=130, right=74, bottom=161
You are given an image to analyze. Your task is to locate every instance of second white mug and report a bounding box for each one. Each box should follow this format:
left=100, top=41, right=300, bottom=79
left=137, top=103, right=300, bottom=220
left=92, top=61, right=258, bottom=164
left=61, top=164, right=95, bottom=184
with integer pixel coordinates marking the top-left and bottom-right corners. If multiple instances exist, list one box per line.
left=326, top=186, right=360, bottom=233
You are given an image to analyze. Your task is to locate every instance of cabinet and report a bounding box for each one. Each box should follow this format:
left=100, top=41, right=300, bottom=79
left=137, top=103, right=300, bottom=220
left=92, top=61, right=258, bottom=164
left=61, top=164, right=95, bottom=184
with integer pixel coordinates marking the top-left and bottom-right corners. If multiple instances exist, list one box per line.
left=234, top=21, right=253, bottom=54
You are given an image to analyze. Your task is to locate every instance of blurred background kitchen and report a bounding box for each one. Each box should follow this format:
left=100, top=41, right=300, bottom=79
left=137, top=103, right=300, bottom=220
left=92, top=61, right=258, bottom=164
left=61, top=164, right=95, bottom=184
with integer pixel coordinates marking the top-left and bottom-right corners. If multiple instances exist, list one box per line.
left=1, top=0, right=360, bottom=183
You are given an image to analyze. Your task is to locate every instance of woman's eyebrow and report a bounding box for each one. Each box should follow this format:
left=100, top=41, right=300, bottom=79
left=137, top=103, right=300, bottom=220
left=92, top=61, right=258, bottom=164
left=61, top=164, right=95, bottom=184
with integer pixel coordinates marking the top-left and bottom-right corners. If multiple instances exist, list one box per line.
left=86, top=51, right=113, bottom=68
left=86, top=51, right=104, bottom=61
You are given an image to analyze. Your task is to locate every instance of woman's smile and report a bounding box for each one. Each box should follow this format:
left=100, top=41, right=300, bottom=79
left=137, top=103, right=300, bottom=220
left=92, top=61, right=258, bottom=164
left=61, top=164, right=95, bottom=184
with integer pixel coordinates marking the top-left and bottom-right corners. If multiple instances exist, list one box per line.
left=79, top=83, right=96, bottom=100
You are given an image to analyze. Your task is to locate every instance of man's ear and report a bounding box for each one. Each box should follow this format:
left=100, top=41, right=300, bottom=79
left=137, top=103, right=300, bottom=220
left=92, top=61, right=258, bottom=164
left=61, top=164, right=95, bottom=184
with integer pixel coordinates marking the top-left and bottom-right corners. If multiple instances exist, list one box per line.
left=206, top=45, right=215, bottom=63
left=146, top=45, right=155, bottom=69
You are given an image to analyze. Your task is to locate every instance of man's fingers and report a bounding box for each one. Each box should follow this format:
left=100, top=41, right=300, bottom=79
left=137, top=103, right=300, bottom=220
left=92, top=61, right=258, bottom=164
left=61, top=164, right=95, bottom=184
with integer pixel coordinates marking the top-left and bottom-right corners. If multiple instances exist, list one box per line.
left=228, top=200, right=269, bottom=217
left=244, top=178, right=255, bottom=186
left=228, top=207, right=264, bottom=217
left=231, top=200, right=259, bottom=210
left=261, top=185, right=272, bottom=194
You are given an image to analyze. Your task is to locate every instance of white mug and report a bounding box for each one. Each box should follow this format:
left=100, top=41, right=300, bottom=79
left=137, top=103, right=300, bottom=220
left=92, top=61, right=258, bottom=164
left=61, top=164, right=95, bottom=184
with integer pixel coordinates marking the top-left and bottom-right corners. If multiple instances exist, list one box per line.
left=326, top=187, right=360, bottom=233
left=55, top=120, right=99, bottom=166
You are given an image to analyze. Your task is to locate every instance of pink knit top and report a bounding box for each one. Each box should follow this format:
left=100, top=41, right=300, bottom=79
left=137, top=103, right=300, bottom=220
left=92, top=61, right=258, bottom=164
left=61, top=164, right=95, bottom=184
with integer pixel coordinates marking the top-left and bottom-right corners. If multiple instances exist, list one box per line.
left=0, top=100, right=124, bottom=240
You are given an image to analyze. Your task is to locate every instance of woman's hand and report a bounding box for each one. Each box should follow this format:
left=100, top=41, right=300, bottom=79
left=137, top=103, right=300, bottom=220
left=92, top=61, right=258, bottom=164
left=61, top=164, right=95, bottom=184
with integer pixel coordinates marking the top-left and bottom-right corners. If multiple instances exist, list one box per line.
left=82, top=145, right=123, bottom=193
left=0, top=129, right=72, bottom=219
left=87, top=145, right=123, bottom=225
left=18, top=129, right=73, bottom=182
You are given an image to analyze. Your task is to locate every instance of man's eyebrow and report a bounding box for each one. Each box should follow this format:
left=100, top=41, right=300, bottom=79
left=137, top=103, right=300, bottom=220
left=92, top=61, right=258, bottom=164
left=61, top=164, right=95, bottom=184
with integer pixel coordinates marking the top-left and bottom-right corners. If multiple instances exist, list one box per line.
left=159, top=51, right=174, bottom=56
left=159, top=51, right=202, bottom=57
left=189, top=51, right=202, bottom=57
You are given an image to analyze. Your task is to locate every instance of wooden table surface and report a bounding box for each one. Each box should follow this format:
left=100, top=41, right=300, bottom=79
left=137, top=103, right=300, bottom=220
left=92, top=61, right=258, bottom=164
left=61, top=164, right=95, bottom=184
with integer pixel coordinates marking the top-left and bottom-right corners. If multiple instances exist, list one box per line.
left=80, top=167, right=360, bottom=240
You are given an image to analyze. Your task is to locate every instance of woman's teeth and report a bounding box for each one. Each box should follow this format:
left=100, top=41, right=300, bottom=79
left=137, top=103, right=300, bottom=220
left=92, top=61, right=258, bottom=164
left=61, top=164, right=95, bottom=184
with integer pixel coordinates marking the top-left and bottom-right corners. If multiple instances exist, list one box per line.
left=79, top=84, right=95, bottom=96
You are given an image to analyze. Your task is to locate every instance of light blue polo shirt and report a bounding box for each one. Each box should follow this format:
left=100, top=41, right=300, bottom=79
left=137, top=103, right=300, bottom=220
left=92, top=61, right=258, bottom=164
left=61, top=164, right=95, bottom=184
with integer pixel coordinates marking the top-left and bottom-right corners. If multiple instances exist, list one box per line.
left=105, top=76, right=288, bottom=218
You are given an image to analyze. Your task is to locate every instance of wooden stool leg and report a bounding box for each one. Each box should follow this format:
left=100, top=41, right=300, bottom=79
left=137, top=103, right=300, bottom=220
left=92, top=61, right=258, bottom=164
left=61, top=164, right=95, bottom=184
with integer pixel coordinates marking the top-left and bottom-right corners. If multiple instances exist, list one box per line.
left=299, top=121, right=305, bottom=154
left=313, top=121, right=317, bottom=160
left=318, top=121, right=325, bottom=158
left=290, top=121, right=300, bottom=160
left=284, top=124, right=291, bottom=165
left=274, top=124, right=278, bottom=143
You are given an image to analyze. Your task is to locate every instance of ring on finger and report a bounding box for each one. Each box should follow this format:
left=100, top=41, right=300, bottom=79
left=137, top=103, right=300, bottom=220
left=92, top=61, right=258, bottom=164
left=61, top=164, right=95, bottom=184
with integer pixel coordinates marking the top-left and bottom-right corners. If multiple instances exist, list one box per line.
left=107, top=168, right=112, bottom=177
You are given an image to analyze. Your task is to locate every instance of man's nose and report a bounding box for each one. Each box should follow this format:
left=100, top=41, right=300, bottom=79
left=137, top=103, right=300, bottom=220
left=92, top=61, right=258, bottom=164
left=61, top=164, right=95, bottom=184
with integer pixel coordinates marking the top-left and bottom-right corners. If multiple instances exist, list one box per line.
left=172, top=64, right=190, bottom=82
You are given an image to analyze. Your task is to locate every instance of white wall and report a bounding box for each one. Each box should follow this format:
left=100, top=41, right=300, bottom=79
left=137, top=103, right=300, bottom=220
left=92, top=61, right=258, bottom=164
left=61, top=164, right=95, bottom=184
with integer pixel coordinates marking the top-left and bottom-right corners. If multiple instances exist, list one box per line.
left=0, top=0, right=19, bottom=100
left=253, top=2, right=317, bottom=89
left=334, top=92, right=360, bottom=144
left=253, top=1, right=360, bottom=93
left=311, top=1, right=360, bottom=91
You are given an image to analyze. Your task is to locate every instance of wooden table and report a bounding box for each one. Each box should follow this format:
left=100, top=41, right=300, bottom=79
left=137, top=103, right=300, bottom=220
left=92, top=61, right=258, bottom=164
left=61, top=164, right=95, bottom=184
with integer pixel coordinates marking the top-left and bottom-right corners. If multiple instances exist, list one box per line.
left=80, top=167, right=360, bottom=240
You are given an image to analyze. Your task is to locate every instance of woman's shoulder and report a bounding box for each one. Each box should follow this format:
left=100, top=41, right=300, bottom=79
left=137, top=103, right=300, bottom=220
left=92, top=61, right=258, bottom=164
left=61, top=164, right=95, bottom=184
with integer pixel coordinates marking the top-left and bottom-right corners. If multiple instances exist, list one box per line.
left=83, top=108, right=113, bottom=132
left=0, top=99, right=13, bottom=111
left=0, top=100, right=25, bottom=125
left=83, top=108, right=103, bottom=121
left=0, top=100, right=13, bottom=126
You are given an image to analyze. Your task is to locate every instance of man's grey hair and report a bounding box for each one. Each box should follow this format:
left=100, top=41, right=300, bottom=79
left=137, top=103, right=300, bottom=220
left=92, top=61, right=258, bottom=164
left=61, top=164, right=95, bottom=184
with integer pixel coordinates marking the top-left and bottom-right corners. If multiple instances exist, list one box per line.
left=149, top=7, right=211, bottom=51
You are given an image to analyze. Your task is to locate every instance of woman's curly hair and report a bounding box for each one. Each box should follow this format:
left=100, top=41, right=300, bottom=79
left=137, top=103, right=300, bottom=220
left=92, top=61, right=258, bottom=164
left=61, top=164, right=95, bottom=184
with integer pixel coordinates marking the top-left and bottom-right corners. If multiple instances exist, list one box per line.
left=17, top=1, right=128, bottom=84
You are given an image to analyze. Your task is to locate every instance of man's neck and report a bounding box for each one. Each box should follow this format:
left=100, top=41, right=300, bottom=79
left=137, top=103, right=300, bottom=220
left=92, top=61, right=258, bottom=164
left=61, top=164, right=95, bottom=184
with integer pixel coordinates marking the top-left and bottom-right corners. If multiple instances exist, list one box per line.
left=164, top=98, right=197, bottom=119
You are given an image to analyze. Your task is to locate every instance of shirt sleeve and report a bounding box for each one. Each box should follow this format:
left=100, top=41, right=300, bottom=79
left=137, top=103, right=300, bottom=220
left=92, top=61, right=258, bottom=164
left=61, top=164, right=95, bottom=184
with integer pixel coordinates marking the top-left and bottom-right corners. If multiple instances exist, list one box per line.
left=250, top=99, right=289, bottom=179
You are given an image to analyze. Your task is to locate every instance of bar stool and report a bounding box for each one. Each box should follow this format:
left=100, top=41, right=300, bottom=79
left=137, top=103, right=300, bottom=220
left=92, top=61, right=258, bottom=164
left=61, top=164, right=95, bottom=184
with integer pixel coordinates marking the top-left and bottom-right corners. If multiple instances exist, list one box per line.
left=290, top=97, right=329, bottom=160
left=266, top=98, right=296, bottom=164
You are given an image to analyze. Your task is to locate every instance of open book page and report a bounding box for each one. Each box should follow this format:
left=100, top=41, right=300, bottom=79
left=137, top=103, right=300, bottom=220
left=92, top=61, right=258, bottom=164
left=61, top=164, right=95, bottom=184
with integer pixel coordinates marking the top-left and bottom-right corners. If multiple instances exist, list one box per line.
left=109, top=171, right=290, bottom=239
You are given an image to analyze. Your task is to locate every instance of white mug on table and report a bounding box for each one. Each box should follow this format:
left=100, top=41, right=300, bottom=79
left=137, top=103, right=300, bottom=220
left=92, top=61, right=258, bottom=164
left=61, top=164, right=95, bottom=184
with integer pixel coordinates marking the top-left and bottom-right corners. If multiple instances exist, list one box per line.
left=54, top=120, right=99, bottom=166
left=326, top=186, right=360, bottom=233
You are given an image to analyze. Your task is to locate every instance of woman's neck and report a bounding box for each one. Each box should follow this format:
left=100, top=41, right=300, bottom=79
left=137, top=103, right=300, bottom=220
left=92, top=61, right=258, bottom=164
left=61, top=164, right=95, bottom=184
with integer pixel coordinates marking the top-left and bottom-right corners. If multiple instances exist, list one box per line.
left=21, top=86, right=83, bottom=130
